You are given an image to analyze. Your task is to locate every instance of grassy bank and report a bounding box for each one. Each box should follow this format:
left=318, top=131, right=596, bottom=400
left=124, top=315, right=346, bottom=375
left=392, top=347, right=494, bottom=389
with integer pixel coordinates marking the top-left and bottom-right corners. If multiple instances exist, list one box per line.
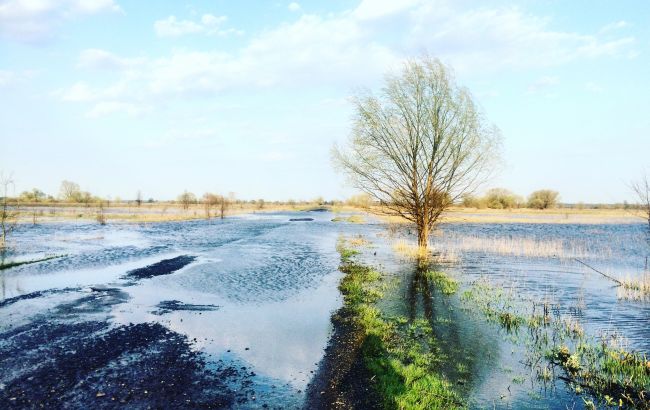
left=336, top=238, right=462, bottom=409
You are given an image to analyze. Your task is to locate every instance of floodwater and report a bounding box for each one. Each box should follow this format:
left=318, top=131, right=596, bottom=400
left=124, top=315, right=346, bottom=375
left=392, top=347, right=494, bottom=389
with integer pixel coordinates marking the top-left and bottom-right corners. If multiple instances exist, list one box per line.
left=1, top=212, right=648, bottom=409
left=0, top=211, right=371, bottom=409
left=367, top=221, right=650, bottom=409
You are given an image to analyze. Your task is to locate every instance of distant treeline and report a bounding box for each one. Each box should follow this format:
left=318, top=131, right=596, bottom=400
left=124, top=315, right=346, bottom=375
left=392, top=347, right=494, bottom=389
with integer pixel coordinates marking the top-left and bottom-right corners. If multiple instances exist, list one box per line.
left=460, top=188, right=644, bottom=210
left=0, top=181, right=643, bottom=211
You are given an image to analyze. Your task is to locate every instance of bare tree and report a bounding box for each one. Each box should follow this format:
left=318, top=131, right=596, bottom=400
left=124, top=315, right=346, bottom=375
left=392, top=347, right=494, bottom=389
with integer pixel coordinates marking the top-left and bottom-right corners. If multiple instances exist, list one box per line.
left=136, top=190, right=142, bottom=207
left=96, top=200, right=107, bottom=225
left=178, top=191, right=196, bottom=211
left=59, top=180, right=81, bottom=202
left=632, top=174, right=650, bottom=230
left=333, top=56, right=501, bottom=248
left=202, top=193, right=220, bottom=219
left=219, top=195, right=230, bottom=219
left=1, top=173, right=19, bottom=249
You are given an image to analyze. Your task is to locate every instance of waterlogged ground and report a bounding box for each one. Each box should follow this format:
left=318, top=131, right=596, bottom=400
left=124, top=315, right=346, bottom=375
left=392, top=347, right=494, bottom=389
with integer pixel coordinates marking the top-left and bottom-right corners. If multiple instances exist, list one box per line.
left=0, top=211, right=377, bottom=409
left=368, top=221, right=650, bottom=409
left=1, top=212, right=648, bottom=409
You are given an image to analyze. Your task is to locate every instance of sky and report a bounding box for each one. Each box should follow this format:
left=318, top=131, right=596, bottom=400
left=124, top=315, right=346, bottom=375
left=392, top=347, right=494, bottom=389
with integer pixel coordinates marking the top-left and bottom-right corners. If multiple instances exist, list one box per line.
left=0, top=0, right=649, bottom=203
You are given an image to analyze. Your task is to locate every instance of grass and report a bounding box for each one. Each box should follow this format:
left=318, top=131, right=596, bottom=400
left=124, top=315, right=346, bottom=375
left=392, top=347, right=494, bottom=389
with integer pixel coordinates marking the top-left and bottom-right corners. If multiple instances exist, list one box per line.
left=371, top=206, right=645, bottom=225
left=440, top=234, right=590, bottom=259
left=336, top=237, right=463, bottom=409
left=332, top=215, right=365, bottom=224
left=12, top=202, right=323, bottom=224
left=461, top=278, right=650, bottom=408
left=424, top=271, right=459, bottom=295
left=392, top=240, right=459, bottom=265
left=0, top=254, right=65, bottom=270
left=619, top=272, right=650, bottom=300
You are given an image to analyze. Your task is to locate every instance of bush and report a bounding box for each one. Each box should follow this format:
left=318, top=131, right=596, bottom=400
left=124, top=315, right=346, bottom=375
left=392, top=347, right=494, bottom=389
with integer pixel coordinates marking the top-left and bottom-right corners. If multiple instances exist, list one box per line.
left=527, top=190, right=559, bottom=209
left=484, top=188, right=521, bottom=209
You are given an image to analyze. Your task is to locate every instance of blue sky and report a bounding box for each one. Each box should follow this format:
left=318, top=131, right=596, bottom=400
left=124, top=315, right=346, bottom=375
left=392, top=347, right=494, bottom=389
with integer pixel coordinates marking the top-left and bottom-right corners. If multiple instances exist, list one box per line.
left=1, top=0, right=648, bottom=202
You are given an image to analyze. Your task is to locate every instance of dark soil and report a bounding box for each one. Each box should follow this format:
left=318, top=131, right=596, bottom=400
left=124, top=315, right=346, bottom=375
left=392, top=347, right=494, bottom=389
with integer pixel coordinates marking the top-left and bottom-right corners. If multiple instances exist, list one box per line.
left=153, top=300, right=220, bottom=315
left=0, top=321, right=241, bottom=409
left=123, top=255, right=196, bottom=280
left=0, top=287, right=79, bottom=308
left=304, top=306, right=381, bottom=410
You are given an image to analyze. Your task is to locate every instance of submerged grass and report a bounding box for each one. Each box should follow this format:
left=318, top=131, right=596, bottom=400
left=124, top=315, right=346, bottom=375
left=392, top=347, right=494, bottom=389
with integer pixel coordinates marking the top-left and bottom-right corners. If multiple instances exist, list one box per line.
left=461, top=278, right=650, bottom=408
left=425, top=271, right=459, bottom=295
left=336, top=237, right=462, bottom=409
left=619, top=272, right=650, bottom=300
left=392, top=240, right=459, bottom=265
left=332, top=215, right=365, bottom=224
left=0, top=254, right=65, bottom=270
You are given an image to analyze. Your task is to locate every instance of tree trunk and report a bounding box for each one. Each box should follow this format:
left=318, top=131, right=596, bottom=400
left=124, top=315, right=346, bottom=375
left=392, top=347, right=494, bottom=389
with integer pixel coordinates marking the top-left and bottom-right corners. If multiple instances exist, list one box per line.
left=417, top=222, right=429, bottom=249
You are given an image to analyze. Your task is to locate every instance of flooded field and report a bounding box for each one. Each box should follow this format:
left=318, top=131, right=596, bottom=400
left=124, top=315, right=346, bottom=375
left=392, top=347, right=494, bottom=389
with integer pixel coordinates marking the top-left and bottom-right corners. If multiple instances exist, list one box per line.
left=1, top=212, right=648, bottom=408
left=0, top=211, right=370, bottom=409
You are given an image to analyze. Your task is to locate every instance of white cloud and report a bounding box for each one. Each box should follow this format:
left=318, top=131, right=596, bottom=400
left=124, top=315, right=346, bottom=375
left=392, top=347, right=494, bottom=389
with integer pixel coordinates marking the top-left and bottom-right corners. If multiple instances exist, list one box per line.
left=0, top=70, right=16, bottom=87
left=59, top=0, right=637, bottom=117
left=288, top=2, right=301, bottom=12
left=600, top=20, right=629, bottom=34
left=154, top=13, right=236, bottom=38
left=527, top=76, right=559, bottom=94
left=405, top=3, right=636, bottom=73
left=584, top=82, right=604, bottom=93
left=77, top=48, right=141, bottom=70
left=0, top=68, right=39, bottom=87
left=0, top=0, right=121, bottom=43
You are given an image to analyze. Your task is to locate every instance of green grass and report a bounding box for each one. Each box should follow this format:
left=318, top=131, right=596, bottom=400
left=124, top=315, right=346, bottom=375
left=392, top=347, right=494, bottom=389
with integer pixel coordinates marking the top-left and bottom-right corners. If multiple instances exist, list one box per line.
left=0, top=254, right=65, bottom=270
left=461, top=278, right=650, bottom=407
left=425, top=271, right=459, bottom=295
left=336, top=238, right=463, bottom=409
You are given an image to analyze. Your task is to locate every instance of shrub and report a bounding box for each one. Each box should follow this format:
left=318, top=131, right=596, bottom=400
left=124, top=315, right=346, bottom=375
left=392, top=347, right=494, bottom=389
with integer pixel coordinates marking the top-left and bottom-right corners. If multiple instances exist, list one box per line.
left=484, top=188, right=521, bottom=209
left=527, top=190, right=559, bottom=209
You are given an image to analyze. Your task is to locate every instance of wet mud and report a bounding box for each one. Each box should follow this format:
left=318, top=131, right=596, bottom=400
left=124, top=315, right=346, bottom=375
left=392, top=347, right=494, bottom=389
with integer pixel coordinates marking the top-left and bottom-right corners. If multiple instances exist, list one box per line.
left=124, top=255, right=196, bottom=280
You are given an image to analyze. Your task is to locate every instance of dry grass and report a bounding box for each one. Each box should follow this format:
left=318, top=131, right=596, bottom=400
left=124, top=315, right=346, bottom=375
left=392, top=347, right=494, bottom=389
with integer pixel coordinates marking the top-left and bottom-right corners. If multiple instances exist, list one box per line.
left=618, top=272, right=650, bottom=300
left=13, top=202, right=313, bottom=224
left=369, top=206, right=644, bottom=225
left=438, top=234, right=590, bottom=259
left=392, top=239, right=459, bottom=264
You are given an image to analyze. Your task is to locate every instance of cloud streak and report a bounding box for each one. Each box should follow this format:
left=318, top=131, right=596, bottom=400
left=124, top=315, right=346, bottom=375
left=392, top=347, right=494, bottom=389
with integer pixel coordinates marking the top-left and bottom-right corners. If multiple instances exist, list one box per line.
left=59, top=0, right=637, bottom=117
left=0, top=0, right=121, bottom=43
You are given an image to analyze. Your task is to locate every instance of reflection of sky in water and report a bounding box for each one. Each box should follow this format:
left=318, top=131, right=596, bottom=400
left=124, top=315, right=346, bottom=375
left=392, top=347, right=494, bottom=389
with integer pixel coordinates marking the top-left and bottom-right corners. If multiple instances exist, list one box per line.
left=1, top=211, right=356, bottom=407
left=4, top=214, right=646, bottom=408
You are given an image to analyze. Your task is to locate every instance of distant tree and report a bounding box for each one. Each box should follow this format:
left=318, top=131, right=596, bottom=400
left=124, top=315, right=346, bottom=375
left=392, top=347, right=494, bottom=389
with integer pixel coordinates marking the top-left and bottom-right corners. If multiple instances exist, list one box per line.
left=19, top=188, right=46, bottom=202
left=79, top=191, right=93, bottom=207
left=333, top=56, right=501, bottom=248
left=527, top=190, right=559, bottom=209
left=346, top=193, right=372, bottom=209
left=202, top=193, right=220, bottom=219
left=484, top=188, right=520, bottom=209
left=178, top=191, right=196, bottom=210
left=135, top=190, right=142, bottom=207
left=257, top=199, right=265, bottom=210
left=461, top=193, right=483, bottom=208
left=59, top=180, right=81, bottom=202
left=632, top=174, right=650, bottom=230
left=96, top=200, right=107, bottom=225
left=218, top=195, right=229, bottom=219
left=1, top=173, right=18, bottom=249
